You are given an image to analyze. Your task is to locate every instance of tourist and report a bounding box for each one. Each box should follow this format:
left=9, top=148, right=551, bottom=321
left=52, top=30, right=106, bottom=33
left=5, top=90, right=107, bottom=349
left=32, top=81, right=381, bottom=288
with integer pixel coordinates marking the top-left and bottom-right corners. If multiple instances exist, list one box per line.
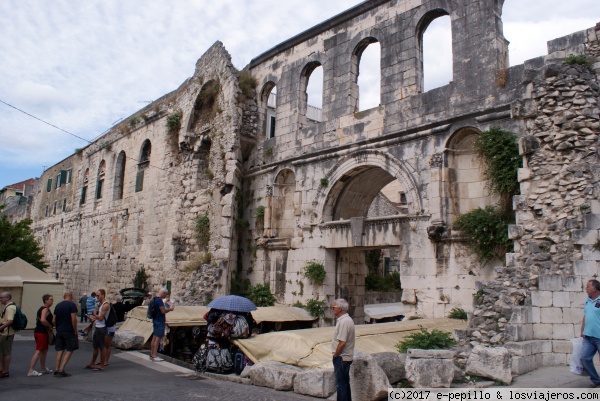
left=581, top=279, right=600, bottom=388
left=150, top=288, right=174, bottom=362
left=79, top=292, right=88, bottom=323
left=0, top=292, right=16, bottom=378
left=331, top=298, right=355, bottom=401
left=28, top=294, right=54, bottom=376
left=54, top=290, right=79, bottom=377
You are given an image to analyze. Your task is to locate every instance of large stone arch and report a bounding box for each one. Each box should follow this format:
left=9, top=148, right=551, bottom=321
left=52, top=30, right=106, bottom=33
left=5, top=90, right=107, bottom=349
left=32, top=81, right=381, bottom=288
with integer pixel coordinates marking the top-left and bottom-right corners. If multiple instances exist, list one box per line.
left=315, top=150, right=423, bottom=223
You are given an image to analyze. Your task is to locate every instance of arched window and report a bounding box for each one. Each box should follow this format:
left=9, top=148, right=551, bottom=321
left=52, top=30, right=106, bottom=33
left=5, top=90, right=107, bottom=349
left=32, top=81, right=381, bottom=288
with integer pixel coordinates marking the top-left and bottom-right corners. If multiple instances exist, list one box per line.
left=113, top=151, right=126, bottom=200
left=262, top=82, right=277, bottom=138
left=354, top=39, right=381, bottom=111
left=188, top=80, right=220, bottom=133
left=80, top=168, right=89, bottom=205
left=269, top=169, right=297, bottom=239
left=136, top=140, right=151, bottom=193
left=418, top=11, right=453, bottom=92
left=300, top=62, right=323, bottom=124
left=96, top=160, right=106, bottom=200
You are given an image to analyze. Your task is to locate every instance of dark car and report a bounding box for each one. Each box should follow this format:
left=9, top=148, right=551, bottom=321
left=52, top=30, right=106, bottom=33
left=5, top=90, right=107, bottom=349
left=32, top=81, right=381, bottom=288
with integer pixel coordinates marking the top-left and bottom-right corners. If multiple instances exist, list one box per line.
left=120, top=287, right=148, bottom=312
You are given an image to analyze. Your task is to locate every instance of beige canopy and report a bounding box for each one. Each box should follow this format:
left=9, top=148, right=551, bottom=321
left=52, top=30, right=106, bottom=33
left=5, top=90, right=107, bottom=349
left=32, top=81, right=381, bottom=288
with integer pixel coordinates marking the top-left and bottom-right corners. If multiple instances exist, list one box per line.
left=231, top=318, right=467, bottom=369
left=118, top=304, right=317, bottom=344
left=0, top=257, right=65, bottom=329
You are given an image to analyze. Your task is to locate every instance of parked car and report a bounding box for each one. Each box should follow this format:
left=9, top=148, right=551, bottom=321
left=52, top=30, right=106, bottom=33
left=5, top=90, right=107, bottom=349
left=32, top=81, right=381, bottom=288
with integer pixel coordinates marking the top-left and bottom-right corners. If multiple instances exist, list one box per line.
left=120, top=287, right=148, bottom=312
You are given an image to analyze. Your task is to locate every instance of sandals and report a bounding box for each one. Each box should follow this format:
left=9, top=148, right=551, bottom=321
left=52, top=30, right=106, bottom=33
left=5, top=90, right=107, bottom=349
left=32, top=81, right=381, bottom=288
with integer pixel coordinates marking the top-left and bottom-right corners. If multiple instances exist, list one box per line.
left=0, top=372, right=9, bottom=378
left=91, top=366, right=104, bottom=371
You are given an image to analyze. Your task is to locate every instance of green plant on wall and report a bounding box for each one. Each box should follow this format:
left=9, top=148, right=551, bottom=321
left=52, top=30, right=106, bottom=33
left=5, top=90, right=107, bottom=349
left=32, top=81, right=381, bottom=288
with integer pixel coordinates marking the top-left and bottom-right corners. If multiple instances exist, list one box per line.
left=454, top=206, right=513, bottom=263
left=255, top=205, right=265, bottom=228
left=448, top=307, right=468, bottom=320
left=246, top=283, right=276, bottom=306
left=395, top=326, right=457, bottom=353
left=166, top=110, right=183, bottom=134
left=304, top=261, right=326, bottom=285
left=320, top=178, right=329, bottom=187
left=133, top=267, right=149, bottom=291
left=564, top=54, right=591, bottom=66
left=304, top=298, right=327, bottom=318
left=238, top=70, right=258, bottom=98
left=194, top=211, right=210, bottom=249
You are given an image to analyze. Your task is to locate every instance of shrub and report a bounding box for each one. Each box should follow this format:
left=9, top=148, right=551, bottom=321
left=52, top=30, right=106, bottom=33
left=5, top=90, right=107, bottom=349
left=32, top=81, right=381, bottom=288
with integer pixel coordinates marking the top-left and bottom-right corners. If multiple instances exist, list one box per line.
left=304, top=261, right=326, bottom=285
left=133, top=267, right=149, bottom=290
left=246, top=283, right=276, bottom=307
left=166, top=110, right=183, bottom=134
left=184, top=252, right=212, bottom=272
left=239, top=70, right=258, bottom=98
left=564, top=54, right=591, bottom=66
left=255, top=205, right=265, bottom=219
left=129, top=116, right=140, bottom=127
left=304, top=298, right=327, bottom=318
left=194, top=212, right=210, bottom=248
left=395, top=326, right=457, bottom=353
left=320, top=178, right=329, bottom=187
left=448, top=307, right=468, bottom=320
left=453, top=206, right=513, bottom=264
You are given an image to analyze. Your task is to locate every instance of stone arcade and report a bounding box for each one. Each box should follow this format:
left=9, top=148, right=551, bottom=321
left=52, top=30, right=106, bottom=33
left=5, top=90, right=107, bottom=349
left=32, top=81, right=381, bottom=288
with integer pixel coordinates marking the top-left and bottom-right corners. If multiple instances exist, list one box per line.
left=17, top=0, right=600, bottom=375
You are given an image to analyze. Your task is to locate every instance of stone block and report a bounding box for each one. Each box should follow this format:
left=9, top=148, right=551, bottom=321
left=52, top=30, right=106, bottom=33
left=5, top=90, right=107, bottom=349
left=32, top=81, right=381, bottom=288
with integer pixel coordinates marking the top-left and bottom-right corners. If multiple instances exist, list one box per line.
left=248, top=361, right=303, bottom=391
left=532, top=291, right=553, bottom=307
left=407, top=349, right=455, bottom=359
left=350, top=350, right=391, bottom=400
left=113, top=330, right=145, bottom=350
left=552, top=340, right=572, bottom=354
left=583, top=245, right=600, bottom=261
left=532, top=324, right=552, bottom=340
left=372, top=352, right=406, bottom=384
left=293, top=369, right=336, bottom=398
left=553, top=292, right=570, bottom=308
left=406, top=352, right=454, bottom=388
left=504, top=340, right=551, bottom=356
left=584, top=214, right=600, bottom=230
left=572, top=229, right=598, bottom=245
left=510, top=307, right=532, bottom=324
left=542, top=353, right=567, bottom=366
left=538, top=275, right=562, bottom=291
left=563, top=276, right=583, bottom=292
left=562, top=307, right=583, bottom=325
left=466, top=346, right=512, bottom=384
left=552, top=323, right=575, bottom=340
left=511, top=355, right=540, bottom=375
left=505, top=324, right=534, bottom=342
left=540, top=307, right=563, bottom=324
left=574, top=260, right=598, bottom=277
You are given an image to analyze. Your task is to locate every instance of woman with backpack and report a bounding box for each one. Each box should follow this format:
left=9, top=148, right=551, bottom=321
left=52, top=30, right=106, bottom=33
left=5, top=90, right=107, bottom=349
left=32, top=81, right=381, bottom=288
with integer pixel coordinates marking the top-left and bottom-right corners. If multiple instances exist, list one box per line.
left=27, top=294, right=55, bottom=377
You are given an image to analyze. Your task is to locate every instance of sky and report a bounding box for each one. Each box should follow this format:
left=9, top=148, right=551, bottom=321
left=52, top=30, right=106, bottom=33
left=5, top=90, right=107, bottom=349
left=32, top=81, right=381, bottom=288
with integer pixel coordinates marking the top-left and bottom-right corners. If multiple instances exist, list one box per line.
left=1, top=0, right=598, bottom=189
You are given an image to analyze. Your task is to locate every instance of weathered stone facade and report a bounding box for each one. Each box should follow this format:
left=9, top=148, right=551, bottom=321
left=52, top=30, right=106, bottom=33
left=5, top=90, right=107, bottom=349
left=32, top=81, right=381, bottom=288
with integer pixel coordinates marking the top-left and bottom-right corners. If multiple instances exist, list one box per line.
left=19, top=0, right=599, bottom=373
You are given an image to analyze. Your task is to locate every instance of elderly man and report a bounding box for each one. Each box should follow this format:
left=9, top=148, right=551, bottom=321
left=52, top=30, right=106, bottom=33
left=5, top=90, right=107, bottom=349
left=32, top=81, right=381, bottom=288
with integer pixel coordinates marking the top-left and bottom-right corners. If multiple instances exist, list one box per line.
left=149, top=288, right=174, bottom=362
left=54, top=290, right=79, bottom=377
left=582, top=279, right=600, bottom=388
left=0, top=292, right=16, bottom=378
left=331, top=299, right=355, bottom=401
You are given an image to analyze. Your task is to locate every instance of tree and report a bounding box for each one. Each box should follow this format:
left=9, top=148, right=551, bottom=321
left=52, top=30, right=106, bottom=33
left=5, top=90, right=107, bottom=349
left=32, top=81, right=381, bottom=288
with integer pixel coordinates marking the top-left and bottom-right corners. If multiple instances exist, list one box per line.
left=0, top=212, right=49, bottom=271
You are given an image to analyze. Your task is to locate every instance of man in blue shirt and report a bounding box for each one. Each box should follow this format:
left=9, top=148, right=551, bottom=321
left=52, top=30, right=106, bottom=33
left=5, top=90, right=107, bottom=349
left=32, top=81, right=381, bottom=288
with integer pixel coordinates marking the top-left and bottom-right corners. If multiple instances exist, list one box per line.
left=149, top=288, right=174, bottom=362
left=581, top=279, right=600, bottom=387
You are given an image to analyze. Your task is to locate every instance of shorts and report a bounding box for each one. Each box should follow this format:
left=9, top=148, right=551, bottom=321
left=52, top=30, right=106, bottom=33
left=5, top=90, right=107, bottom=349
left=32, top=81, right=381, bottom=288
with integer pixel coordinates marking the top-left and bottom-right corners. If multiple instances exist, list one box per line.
left=107, top=326, right=116, bottom=337
left=153, top=320, right=166, bottom=337
left=34, top=331, right=49, bottom=351
left=93, top=326, right=107, bottom=349
left=55, top=331, right=79, bottom=352
left=0, top=335, right=14, bottom=356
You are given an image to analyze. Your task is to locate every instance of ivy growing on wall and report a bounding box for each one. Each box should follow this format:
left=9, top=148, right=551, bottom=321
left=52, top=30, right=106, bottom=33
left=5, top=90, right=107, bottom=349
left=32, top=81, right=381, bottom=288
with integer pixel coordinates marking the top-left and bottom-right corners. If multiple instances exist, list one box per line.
left=194, top=211, right=210, bottom=249
left=453, top=126, right=521, bottom=264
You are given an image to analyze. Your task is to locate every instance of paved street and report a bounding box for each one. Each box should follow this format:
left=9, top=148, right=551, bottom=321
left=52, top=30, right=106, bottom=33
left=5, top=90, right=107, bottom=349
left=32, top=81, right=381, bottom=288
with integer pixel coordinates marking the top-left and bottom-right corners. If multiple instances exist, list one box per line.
left=2, top=331, right=316, bottom=401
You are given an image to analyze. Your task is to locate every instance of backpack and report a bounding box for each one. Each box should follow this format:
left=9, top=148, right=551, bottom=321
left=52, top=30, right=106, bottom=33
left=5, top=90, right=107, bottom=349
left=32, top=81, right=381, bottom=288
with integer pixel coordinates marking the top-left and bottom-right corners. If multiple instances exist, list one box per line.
left=105, top=305, right=117, bottom=327
left=207, top=314, right=234, bottom=339
left=146, top=297, right=158, bottom=320
left=1, top=303, right=27, bottom=331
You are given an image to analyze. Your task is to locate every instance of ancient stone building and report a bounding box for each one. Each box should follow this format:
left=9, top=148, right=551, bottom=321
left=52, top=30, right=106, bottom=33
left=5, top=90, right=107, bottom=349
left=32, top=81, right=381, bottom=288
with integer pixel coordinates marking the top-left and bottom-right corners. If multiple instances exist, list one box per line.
left=25, top=0, right=599, bottom=374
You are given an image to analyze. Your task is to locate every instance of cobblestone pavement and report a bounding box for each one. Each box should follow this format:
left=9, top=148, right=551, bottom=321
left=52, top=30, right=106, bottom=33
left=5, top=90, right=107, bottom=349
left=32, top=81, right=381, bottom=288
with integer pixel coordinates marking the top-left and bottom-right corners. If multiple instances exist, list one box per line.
left=3, top=332, right=317, bottom=401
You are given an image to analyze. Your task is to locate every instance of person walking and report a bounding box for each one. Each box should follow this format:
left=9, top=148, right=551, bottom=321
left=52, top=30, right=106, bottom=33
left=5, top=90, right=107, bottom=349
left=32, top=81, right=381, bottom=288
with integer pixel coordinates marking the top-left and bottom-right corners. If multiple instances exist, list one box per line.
left=149, top=288, right=174, bottom=362
left=53, top=290, right=79, bottom=377
left=80, top=292, right=97, bottom=336
left=0, top=292, right=16, bottom=378
left=86, top=289, right=109, bottom=371
left=28, top=294, right=55, bottom=376
left=581, top=279, right=600, bottom=387
left=331, top=298, right=355, bottom=401
left=79, top=293, right=88, bottom=323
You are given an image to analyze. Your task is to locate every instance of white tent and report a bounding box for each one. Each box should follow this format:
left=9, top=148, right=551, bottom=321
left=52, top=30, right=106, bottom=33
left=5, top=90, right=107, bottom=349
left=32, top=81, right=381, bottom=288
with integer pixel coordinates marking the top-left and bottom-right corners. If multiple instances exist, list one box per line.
left=0, top=257, right=65, bottom=329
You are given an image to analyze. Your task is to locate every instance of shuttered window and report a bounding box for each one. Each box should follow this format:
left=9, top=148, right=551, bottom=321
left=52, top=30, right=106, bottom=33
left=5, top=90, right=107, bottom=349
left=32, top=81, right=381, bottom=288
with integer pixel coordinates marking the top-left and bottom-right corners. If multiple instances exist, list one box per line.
left=135, top=171, right=144, bottom=192
left=80, top=186, right=87, bottom=204
left=47, top=178, right=52, bottom=192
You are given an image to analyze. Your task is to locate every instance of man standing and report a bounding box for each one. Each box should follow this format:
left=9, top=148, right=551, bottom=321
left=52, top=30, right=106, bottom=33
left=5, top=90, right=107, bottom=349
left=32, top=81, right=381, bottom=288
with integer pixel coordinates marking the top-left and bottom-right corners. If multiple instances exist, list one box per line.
left=331, top=298, right=355, bottom=401
left=582, top=279, right=600, bottom=387
left=79, top=293, right=88, bottom=323
left=54, top=290, right=79, bottom=377
left=0, top=292, right=16, bottom=378
left=149, top=288, right=174, bottom=362
left=87, top=289, right=109, bottom=370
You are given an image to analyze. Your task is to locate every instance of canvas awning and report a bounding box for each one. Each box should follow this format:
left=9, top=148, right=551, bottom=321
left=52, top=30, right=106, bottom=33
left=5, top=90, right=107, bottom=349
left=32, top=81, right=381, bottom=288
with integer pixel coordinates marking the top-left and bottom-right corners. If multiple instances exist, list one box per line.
left=231, top=318, right=467, bottom=369
left=364, top=302, right=404, bottom=321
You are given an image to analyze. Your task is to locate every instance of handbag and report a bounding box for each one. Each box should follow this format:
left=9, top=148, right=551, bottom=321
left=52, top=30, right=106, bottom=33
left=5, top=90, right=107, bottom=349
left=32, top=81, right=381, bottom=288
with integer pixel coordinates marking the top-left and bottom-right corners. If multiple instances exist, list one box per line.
left=48, top=329, right=56, bottom=346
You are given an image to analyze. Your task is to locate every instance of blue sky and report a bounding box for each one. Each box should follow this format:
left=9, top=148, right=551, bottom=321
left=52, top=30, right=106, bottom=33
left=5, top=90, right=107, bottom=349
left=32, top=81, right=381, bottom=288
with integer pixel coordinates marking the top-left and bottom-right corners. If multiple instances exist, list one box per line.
left=1, top=0, right=598, bottom=188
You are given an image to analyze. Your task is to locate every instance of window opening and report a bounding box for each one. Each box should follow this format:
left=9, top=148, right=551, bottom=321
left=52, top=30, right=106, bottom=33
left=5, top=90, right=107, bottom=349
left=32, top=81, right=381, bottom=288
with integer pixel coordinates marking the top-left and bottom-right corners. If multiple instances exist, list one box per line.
left=114, top=151, right=126, bottom=200
left=80, top=168, right=89, bottom=205
left=62, top=198, right=67, bottom=213
left=263, top=84, right=277, bottom=138
left=96, top=160, right=106, bottom=200
left=422, top=15, right=452, bottom=92
left=305, top=64, right=323, bottom=122
left=137, top=140, right=151, bottom=193
left=356, top=41, right=381, bottom=111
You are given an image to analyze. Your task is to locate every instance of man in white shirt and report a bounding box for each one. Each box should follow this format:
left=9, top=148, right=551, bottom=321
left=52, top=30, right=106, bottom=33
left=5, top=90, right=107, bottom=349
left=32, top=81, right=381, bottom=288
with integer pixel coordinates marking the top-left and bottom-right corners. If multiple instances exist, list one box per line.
left=331, top=298, right=355, bottom=401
